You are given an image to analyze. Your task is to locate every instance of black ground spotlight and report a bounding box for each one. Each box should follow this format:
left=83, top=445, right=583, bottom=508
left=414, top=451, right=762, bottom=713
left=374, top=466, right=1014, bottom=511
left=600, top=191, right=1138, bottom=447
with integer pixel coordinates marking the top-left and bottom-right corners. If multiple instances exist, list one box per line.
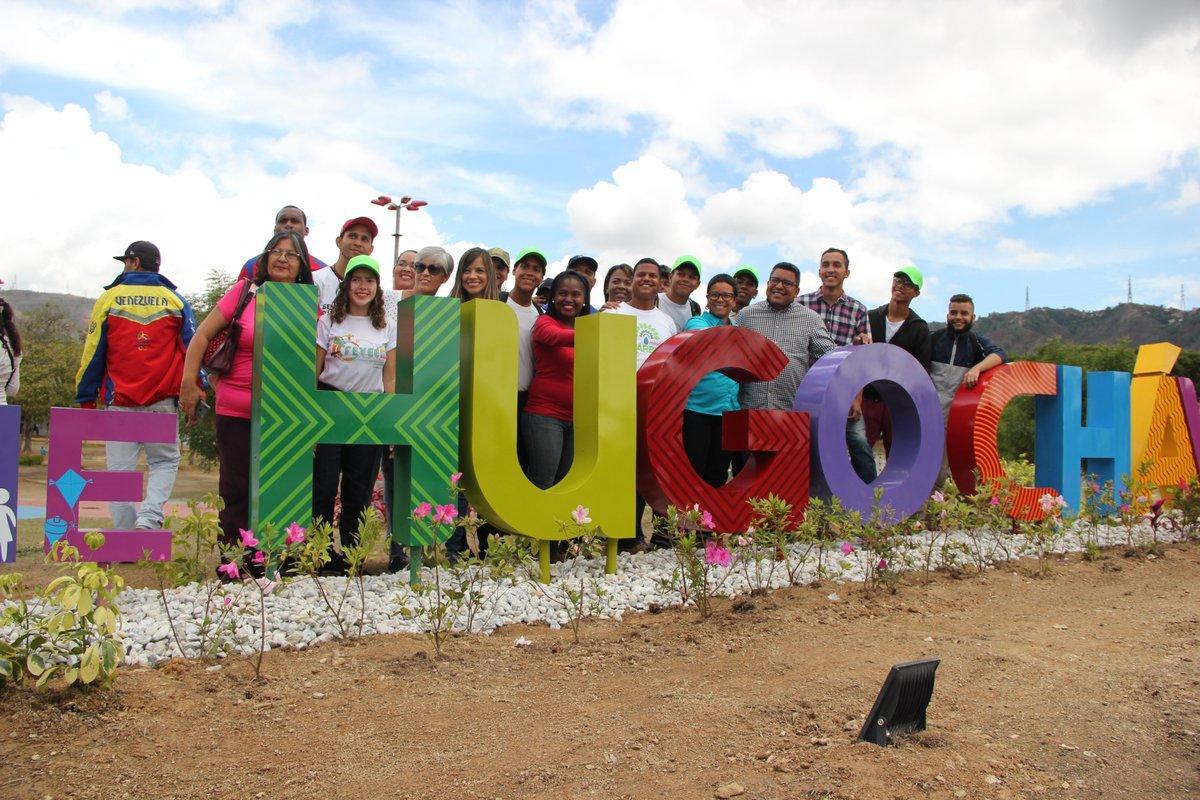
left=857, top=658, right=940, bottom=746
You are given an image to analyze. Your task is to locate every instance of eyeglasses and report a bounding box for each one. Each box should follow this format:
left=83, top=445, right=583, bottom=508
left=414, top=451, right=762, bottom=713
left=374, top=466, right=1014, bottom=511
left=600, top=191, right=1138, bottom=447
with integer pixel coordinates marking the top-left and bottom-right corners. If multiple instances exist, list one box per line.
left=893, top=277, right=917, bottom=289
left=267, top=248, right=301, bottom=263
left=414, top=262, right=446, bottom=275
left=707, top=291, right=735, bottom=301
left=767, top=276, right=797, bottom=289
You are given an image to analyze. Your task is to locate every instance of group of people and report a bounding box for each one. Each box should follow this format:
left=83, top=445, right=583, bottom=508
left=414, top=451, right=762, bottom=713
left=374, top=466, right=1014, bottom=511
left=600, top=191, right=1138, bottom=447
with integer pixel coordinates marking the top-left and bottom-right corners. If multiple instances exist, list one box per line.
left=34, top=202, right=1007, bottom=578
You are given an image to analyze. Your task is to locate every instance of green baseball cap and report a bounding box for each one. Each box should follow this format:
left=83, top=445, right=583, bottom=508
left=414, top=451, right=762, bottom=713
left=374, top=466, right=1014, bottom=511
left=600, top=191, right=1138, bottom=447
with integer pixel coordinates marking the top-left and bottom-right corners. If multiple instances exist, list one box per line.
left=671, top=255, right=701, bottom=274
left=733, top=265, right=759, bottom=281
left=894, top=265, right=924, bottom=290
left=514, top=248, right=547, bottom=269
left=345, top=254, right=381, bottom=281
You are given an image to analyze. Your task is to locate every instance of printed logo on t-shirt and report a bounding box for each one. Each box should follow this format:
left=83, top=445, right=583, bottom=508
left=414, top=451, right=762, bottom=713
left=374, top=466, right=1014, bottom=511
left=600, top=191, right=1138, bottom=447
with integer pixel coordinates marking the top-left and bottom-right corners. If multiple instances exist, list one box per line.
left=328, top=334, right=386, bottom=364
left=635, top=323, right=662, bottom=355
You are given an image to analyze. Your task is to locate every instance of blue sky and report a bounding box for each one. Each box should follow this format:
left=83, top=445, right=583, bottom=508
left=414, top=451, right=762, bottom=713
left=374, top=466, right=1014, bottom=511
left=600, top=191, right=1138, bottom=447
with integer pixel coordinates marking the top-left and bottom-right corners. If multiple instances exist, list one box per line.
left=1, top=0, right=1198, bottom=317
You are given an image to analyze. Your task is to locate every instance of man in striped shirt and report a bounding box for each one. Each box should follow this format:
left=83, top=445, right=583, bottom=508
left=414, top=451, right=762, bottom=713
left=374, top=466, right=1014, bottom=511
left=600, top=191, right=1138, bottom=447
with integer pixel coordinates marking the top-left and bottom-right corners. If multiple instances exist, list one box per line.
left=797, top=247, right=877, bottom=483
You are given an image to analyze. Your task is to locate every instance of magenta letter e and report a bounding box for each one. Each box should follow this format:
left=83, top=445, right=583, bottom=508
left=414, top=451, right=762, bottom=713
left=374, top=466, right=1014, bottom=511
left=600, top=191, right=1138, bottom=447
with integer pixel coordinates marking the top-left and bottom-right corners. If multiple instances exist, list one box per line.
left=45, top=407, right=173, bottom=562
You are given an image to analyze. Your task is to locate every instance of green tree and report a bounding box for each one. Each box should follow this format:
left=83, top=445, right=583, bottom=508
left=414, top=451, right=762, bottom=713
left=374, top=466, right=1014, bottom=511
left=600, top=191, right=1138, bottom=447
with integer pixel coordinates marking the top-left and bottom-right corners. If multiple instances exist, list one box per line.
left=996, top=338, right=1200, bottom=459
left=178, top=269, right=236, bottom=469
left=14, top=304, right=83, bottom=453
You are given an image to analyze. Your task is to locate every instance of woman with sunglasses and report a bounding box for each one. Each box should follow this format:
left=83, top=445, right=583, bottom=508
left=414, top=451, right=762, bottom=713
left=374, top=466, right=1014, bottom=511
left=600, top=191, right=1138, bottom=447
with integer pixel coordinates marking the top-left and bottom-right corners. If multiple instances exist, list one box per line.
left=411, top=246, right=453, bottom=296
left=450, top=246, right=500, bottom=302
left=181, top=232, right=314, bottom=569
left=682, top=273, right=740, bottom=487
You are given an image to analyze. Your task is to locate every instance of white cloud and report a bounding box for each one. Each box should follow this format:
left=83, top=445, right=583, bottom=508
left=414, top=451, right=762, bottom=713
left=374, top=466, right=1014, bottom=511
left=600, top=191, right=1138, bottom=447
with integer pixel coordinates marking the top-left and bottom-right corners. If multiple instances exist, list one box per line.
left=93, top=90, right=128, bottom=120
left=1165, top=178, right=1200, bottom=209
left=519, top=0, right=1200, bottom=236
left=994, top=238, right=1052, bottom=267
left=0, top=97, right=452, bottom=297
left=699, top=172, right=914, bottom=302
left=567, top=155, right=739, bottom=271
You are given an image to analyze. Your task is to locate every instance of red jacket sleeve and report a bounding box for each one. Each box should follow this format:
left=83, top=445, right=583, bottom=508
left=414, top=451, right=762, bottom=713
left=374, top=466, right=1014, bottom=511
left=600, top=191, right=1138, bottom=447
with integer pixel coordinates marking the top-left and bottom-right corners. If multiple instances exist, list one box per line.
left=532, top=315, right=575, bottom=346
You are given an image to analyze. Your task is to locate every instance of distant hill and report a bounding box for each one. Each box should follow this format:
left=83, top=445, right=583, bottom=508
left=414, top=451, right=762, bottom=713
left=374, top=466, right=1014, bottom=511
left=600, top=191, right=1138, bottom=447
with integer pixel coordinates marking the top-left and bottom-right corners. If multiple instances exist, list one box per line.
left=946, top=303, right=1200, bottom=355
left=1, top=289, right=98, bottom=336
left=2, top=287, right=1198, bottom=354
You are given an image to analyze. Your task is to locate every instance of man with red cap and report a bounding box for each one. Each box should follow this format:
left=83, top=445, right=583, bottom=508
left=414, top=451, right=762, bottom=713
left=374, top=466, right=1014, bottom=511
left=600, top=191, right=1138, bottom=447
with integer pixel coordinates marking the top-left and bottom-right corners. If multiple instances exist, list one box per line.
left=314, top=216, right=379, bottom=317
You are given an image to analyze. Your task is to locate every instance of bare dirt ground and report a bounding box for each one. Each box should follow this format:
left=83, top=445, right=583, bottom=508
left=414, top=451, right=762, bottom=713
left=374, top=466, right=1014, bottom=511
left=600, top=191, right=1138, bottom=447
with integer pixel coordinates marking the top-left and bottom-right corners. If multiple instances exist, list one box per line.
left=2, top=542, right=1197, bottom=800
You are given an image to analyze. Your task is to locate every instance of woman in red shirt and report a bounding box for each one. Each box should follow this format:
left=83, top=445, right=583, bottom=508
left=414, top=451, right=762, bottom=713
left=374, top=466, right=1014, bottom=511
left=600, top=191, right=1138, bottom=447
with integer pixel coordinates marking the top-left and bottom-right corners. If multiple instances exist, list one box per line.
left=521, top=270, right=590, bottom=489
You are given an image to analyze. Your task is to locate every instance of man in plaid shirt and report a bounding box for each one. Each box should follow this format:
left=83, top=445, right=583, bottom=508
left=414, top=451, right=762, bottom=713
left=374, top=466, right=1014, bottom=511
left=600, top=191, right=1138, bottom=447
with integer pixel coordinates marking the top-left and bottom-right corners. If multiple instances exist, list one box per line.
left=796, top=247, right=877, bottom=483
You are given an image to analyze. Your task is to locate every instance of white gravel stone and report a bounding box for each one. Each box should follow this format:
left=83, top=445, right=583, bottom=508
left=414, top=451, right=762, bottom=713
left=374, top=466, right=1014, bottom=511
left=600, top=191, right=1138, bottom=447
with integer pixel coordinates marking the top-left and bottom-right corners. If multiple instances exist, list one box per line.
left=0, top=519, right=1184, bottom=666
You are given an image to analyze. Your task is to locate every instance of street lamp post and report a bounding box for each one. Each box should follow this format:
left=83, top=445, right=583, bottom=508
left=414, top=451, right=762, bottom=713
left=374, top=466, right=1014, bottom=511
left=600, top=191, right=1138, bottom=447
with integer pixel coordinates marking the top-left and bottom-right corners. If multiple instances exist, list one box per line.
left=370, top=194, right=428, bottom=269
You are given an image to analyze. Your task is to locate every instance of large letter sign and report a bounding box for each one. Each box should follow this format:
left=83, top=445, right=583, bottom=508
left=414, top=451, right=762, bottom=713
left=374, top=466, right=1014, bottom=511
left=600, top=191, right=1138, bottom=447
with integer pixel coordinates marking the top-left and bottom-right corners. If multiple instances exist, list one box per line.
left=794, top=344, right=942, bottom=522
left=44, top=407, right=174, bottom=561
left=1179, top=377, right=1200, bottom=473
left=1130, top=343, right=1198, bottom=488
left=1035, top=366, right=1131, bottom=512
left=460, top=301, right=635, bottom=575
left=947, top=362, right=1059, bottom=520
left=636, top=326, right=809, bottom=532
left=0, top=405, right=18, bottom=563
left=251, top=283, right=460, bottom=549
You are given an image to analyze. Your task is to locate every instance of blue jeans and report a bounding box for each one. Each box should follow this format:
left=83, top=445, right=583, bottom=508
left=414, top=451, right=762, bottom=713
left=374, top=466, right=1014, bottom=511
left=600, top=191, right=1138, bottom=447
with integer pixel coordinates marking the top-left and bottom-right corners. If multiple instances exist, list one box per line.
left=520, top=412, right=573, bottom=489
left=105, top=399, right=181, bottom=529
left=847, top=416, right=877, bottom=484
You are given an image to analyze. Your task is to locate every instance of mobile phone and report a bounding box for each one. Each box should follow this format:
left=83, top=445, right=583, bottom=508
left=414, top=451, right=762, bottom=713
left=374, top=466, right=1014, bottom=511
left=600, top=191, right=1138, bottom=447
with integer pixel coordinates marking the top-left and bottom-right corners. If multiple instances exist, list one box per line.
left=194, top=399, right=211, bottom=422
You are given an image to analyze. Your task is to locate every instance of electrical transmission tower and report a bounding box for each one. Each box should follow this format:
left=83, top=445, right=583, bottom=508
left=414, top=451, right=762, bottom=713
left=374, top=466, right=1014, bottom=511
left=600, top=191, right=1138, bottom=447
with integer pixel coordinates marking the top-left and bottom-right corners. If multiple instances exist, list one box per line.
left=1127, top=276, right=1132, bottom=304
left=1024, top=286, right=1029, bottom=311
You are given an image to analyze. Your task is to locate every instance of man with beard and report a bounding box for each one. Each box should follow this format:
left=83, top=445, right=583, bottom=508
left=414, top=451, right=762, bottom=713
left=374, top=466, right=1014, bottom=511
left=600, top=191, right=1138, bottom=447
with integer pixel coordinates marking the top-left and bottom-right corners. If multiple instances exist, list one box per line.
left=734, top=262, right=834, bottom=410
left=929, top=293, right=1006, bottom=420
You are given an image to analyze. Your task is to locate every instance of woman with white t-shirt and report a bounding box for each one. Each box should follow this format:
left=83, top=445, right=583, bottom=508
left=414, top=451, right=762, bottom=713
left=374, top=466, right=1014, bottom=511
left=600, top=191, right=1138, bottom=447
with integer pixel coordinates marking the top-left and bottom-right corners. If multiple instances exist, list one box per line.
left=313, top=254, right=397, bottom=574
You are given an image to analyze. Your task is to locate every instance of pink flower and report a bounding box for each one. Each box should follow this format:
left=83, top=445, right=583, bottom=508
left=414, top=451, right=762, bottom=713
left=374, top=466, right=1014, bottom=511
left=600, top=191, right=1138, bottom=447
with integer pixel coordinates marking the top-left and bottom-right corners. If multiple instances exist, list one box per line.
left=700, top=509, right=716, bottom=531
left=1091, top=482, right=1101, bottom=493
left=255, top=576, right=278, bottom=596
left=284, top=523, right=306, bottom=545
left=572, top=505, right=592, bottom=525
left=736, top=535, right=749, bottom=547
left=238, top=528, right=259, bottom=548
left=1119, top=503, right=1131, bottom=514
left=931, top=491, right=944, bottom=503
left=1179, top=478, right=1189, bottom=491
left=704, top=540, right=732, bottom=568
left=412, top=502, right=432, bottom=520
left=450, top=472, right=463, bottom=486
left=989, top=496, right=1000, bottom=507
left=876, top=558, right=888, bottom=570
left=1038, top=492, right=1057, bottom=513
left=252, top=550, right=265, bottom=565
left=432, top=504, right=458, bottom=525
left=217, top=561, right=239, bottom=580
left=840, top=541, right=855, bottom=556
left=222, top=596, right=233, bottom=608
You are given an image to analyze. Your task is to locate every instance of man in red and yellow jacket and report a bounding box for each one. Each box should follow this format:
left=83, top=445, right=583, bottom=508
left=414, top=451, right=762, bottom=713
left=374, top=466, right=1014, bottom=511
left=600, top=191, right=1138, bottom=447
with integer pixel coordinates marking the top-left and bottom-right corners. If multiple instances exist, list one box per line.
left=75, top=241, right=196, bottom=530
